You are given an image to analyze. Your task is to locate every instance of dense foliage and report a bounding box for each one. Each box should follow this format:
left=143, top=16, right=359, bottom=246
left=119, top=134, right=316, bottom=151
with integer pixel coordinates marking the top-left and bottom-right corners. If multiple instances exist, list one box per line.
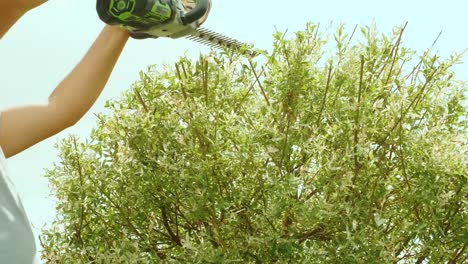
left=40, top=23, right=467, bottom=263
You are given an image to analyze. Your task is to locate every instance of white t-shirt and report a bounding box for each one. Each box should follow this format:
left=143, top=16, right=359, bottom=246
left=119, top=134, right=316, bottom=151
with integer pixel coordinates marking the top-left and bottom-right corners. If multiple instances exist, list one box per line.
left=0, top=116, right=38, bottom=263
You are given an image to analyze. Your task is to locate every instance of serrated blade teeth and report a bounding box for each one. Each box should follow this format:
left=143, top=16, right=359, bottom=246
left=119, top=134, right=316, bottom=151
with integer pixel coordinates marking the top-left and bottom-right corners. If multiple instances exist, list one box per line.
left=187, top=28, right=257, bottom=56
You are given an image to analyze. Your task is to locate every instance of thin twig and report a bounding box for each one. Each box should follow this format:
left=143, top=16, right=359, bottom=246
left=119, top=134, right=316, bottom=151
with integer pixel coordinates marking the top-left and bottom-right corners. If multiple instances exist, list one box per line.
left=403, top=30, right=442, bottom=83
left=134, top=87, right=149, bottom=113
left=384, top=22, right=408, bottom=86
left=353, top=56, right=365, bottom=183
left=449, top=246, right=466, bottom=264
left=235, top=65, right=267, bottom=112
left=383, top=65, right=438, bottom=145
left=248, top=59, right=271, bottom=106
left=86, top=169, right=149, bottom=249
left=398, top=102, right=411, bottom=190
left=279, top=119, right=291, bottom=174
left=202, top=57, right=209, bottom=105
left=316, top=63, right=333, bottom=126
left=72, top=137, right=85, bottom=247
left=175, top=63, right=188, bottom=100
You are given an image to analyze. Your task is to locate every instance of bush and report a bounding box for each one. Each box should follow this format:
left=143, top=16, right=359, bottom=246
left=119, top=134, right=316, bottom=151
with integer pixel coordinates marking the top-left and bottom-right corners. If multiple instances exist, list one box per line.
left=40, top=23, right=467, bottom=263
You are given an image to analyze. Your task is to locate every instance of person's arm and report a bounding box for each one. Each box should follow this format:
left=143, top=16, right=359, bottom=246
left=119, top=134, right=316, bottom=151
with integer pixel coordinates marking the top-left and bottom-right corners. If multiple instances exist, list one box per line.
left=0, top=4, right=24, bottom=38
left=0, top=25, right=130, bottom=158
left=0, top=0, right=48, bottom=38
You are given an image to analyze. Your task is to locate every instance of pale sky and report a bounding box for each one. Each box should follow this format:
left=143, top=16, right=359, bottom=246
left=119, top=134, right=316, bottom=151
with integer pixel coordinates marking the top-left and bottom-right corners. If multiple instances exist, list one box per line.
left=1, top=0, right=467, bottom=260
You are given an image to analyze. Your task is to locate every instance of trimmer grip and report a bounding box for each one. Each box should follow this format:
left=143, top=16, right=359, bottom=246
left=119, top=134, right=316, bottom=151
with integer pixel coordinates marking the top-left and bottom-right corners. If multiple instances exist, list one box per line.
left=96, top=0, right=120, bottom=25
left=181, top=0, right=210, bottom=25
left=96, top=0, right=172, bottom=29
left=129, top=32, right=159, bottom=39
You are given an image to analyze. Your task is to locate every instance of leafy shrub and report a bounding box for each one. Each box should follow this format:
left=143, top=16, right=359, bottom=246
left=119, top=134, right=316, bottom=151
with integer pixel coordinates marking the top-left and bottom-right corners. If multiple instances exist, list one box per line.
left=40, top=23, right=467, bottom=263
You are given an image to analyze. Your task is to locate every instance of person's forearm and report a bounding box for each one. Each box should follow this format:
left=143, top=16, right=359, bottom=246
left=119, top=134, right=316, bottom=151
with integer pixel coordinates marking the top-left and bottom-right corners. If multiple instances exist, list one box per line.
left=0, top=5, right=25, bottom=39
left=49, top=25, right=129, bottom=124
left=1, top=0, right=49, bottom=38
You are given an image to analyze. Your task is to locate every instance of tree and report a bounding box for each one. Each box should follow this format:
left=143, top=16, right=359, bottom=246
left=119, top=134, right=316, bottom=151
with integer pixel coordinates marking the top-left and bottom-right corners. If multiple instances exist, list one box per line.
left=40, top=23, right=467, bottom=263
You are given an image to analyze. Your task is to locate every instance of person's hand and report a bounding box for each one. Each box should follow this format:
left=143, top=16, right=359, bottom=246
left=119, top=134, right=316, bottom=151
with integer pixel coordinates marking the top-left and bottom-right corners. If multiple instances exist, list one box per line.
left=127, top=0, right=211, bottom=40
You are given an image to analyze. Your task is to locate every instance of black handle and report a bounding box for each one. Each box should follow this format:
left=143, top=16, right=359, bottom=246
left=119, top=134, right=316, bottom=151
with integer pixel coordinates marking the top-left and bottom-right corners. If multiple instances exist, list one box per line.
left=181, top=0, right=210, bottom=25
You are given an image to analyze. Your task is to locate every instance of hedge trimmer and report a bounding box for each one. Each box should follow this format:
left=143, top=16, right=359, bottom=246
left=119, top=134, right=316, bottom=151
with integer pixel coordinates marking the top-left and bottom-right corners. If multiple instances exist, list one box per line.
left=96, top=0, right=256, bottom=56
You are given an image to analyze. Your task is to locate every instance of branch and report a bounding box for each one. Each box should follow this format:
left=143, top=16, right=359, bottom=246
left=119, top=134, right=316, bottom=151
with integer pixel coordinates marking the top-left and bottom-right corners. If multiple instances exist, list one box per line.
left=398, top=107, right=411, bottom=190
left=202, top=57, right=209, bottom=105
left=134, top=87, right=149, bottom=113
left=175, top=62, right=188, bottom=100
left=316, top=63, right=333, bottom=127
left=160, top=206, right=182, bottom=247
left=394, top=234, right=415, bottom=260
left=449, top=245, right=466, bottom=264
left=248, top=59, right=271, bottom=106
left=384, top=22, right=408, bottom=86
left=377, top=64, right=438, bottom=150
left=352, top=56, right=365, bottom=184
left=236, top=65, right=266, bottom=112
left=86, top=169, right=150, bottom=250
left=415, top=255, right=427, bottom=264
left=298, top=225, right=331, bottom=244
left=402, top=30, right=442, bottom=83
left=279, top=118, right=291, bottom=174
left=72, top=137, right=86, bottom=247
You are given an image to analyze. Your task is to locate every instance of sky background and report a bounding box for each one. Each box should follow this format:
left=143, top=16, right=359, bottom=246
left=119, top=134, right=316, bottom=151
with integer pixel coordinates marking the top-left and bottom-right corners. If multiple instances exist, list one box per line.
left=1, top=0, right=467, bottom=260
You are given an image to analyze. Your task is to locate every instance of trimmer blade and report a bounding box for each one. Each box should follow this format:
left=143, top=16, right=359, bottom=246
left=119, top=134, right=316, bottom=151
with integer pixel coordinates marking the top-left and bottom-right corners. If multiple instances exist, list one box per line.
left=187, top=28, right=257, bottom=57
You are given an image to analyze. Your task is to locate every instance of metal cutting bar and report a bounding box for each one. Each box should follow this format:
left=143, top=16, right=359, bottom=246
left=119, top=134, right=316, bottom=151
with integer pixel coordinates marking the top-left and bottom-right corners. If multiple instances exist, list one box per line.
left=188, top=28, right=257, bottom=56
